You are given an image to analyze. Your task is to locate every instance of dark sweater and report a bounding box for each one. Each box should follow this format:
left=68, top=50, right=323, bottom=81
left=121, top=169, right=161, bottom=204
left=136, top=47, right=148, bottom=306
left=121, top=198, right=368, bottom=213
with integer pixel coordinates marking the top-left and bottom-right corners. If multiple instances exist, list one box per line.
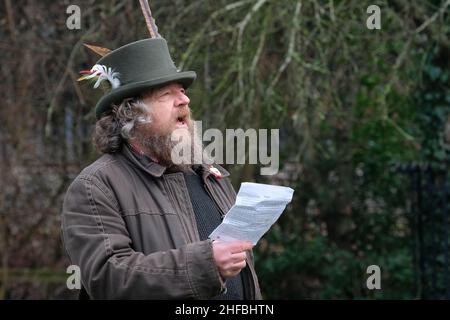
left=183, top=169, right=244, bottom=300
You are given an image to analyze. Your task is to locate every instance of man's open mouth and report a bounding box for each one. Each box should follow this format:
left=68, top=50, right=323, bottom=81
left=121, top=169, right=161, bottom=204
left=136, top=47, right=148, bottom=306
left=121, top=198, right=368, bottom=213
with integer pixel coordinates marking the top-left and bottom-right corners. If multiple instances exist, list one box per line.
left=176, top=115, right=188, bottom=127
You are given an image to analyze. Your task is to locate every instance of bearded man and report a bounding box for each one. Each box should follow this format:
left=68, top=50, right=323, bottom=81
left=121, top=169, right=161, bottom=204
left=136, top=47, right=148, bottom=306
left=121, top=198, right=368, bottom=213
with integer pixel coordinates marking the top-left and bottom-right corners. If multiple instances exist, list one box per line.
left=61, top=38, right=261, bottom=300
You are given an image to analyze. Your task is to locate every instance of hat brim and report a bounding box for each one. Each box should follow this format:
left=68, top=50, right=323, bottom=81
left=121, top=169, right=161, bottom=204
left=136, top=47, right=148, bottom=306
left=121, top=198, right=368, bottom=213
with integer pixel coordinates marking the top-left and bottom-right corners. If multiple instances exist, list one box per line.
left=95, top=71, right=196, bottom=119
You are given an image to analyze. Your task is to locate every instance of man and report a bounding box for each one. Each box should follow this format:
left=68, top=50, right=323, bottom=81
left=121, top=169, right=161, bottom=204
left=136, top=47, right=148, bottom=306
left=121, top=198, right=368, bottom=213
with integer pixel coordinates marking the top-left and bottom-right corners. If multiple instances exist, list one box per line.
left=61, top=38, right=262, bottom=299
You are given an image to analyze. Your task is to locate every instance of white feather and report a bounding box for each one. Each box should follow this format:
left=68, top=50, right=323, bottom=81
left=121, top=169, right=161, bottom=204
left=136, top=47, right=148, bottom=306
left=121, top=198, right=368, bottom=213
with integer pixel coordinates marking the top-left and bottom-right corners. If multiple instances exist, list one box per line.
left=85, top=64, right=121, bottom=89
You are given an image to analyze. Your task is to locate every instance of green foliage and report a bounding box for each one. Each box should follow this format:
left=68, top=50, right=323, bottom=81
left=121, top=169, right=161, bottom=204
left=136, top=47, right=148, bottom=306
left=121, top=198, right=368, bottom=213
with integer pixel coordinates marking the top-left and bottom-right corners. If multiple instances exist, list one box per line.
left=255, top=231, right=414, bottom=299
left=414, top=46, right=450, bottom=167
left=243, top=0, right=448, bottom=300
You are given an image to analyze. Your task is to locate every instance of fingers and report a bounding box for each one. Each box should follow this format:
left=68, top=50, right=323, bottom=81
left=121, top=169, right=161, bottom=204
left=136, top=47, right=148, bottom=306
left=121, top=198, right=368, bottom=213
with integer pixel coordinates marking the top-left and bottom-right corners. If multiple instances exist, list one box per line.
left=228, top=241, right=253, bottom=253
left=212, top=240, right=253, bottom=254
left=232, top=260, right=246, bottom=270
left=212, top=240, right=252, bottom=280
left=222, top=260, right=247, bottom=278
left=230, top=251, right=247, bottom=263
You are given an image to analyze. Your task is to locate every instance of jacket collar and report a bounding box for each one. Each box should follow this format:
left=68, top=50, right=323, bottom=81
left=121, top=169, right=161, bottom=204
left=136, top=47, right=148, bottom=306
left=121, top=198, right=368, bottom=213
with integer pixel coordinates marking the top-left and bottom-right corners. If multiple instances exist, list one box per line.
left=121, top=144, right=230, bottom=179
left=121, top=144, right=167, bottom=177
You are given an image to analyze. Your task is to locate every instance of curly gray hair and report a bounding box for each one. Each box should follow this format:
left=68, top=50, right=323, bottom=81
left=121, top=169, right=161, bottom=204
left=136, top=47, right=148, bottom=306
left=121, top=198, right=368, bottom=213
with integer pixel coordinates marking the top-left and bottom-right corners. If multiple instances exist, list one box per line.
left=92, top=97, right=151, bottom=154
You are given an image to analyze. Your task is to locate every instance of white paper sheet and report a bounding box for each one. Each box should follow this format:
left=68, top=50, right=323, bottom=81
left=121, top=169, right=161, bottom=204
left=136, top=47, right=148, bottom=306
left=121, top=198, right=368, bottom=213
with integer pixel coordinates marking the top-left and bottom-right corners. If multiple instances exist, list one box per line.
left=209, top=182, right=294, bottom=245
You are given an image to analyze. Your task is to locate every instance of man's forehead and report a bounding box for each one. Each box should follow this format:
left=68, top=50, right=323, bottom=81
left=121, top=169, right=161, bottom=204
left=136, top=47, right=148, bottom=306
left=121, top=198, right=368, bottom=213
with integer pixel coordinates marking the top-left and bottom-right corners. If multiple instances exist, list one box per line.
left=140, top=82, right=184, bottom=99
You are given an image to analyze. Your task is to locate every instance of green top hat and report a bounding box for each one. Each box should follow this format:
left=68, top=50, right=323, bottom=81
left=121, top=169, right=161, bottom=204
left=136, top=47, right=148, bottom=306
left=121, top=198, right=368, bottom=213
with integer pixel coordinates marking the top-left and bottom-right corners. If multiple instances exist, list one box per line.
left=91, top=38, right=196, bottom=119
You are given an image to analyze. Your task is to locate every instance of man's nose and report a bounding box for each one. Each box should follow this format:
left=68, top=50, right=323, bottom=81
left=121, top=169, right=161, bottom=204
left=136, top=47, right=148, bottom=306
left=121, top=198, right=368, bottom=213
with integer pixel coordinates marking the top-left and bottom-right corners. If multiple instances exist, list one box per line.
left=175, top=90, right=190, bottom=107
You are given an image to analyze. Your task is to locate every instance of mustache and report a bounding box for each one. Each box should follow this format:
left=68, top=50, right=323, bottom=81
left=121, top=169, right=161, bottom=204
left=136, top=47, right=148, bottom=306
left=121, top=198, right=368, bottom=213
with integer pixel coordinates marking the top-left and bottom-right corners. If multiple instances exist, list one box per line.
left=175, top=108, right=190, bottom=120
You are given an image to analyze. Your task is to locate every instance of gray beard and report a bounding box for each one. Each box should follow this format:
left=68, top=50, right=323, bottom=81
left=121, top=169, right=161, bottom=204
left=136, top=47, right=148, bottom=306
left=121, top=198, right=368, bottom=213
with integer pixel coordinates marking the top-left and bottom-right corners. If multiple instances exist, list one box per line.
left=135, top=123, right=204, bottom=172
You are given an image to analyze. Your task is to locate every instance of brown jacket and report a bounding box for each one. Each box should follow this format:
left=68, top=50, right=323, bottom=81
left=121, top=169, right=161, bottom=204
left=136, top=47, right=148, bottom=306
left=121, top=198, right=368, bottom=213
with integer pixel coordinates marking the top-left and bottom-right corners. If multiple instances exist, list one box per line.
left=61, top=146, right=262, bottom=299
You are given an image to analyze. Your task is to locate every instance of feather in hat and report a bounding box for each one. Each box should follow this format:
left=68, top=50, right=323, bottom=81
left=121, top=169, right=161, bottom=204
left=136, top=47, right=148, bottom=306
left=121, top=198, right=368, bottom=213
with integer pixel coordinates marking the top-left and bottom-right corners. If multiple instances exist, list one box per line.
left=78, top=64, right=120, bottom=90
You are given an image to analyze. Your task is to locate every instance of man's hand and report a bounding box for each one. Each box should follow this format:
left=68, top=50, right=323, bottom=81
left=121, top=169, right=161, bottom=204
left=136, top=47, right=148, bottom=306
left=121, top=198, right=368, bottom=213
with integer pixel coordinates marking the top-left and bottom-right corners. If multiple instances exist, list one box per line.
left=212, top=240, right=253, bottom=279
